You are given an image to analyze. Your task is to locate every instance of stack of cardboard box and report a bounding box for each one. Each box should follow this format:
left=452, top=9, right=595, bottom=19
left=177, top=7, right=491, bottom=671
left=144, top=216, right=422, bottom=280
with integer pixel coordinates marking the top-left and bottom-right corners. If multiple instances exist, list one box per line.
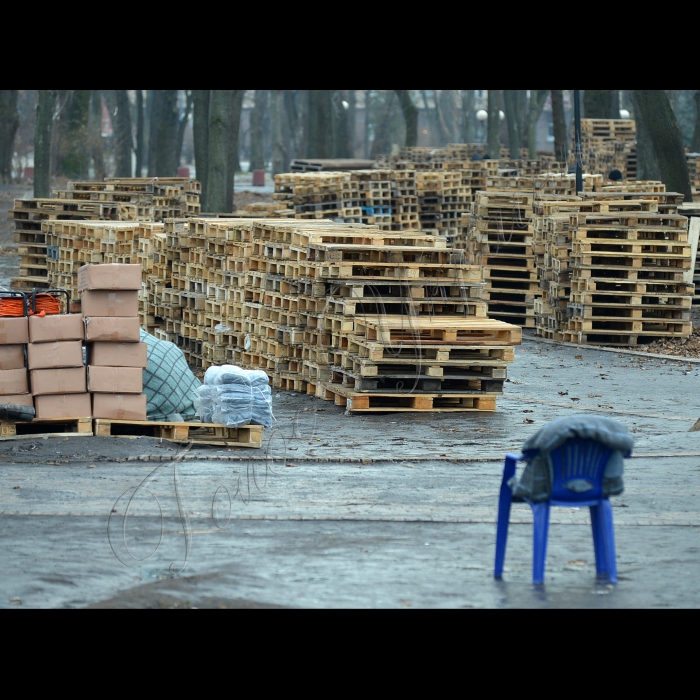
left=0, top=316, right=32, bottom=409
left=27, top=311, right=91, bottom=419
left=79, top=264, right=148, bottom=421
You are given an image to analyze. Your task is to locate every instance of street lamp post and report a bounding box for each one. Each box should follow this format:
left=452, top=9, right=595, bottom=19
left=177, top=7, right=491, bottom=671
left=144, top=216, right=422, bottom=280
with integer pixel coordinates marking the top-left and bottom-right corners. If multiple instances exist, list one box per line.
left=574, top=89, right=583, bottom=194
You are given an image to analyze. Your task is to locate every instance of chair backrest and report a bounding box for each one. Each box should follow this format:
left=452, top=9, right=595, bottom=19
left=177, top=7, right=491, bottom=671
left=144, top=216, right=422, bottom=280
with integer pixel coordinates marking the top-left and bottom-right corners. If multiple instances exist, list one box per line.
left=548, top=437, right=614, bottom=502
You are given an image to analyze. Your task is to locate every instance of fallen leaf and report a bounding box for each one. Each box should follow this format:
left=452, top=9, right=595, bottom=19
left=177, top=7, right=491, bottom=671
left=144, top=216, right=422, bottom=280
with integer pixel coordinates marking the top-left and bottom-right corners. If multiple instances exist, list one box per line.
left=558, top=390, right=568, bottom=396
left=12, top=486, right=20, bottom=490
left=575, top=355, right=583, bottom=360
left=87, top=465, right=96, bottom=469
left=566, top=560, right=587, bottom=566
left=286, top=462, right=298, bottom=468
left=587, top=394, right=602, bottom=398
left=523, top=409, right=534, bottom=413
left=524, top=418, right=535, bottom=423
left=439, top=453, right=447, bottom=457
left=570, top=397, right=580, bottom=401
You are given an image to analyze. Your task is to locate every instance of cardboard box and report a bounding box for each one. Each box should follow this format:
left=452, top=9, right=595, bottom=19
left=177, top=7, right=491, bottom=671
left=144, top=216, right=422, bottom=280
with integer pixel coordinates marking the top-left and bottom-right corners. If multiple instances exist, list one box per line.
left=87, top=365, right=142, bottom=393
left=0, top=368, right=29, bottom=395
left=78, top=264, right=142, bottom=292
left=92, top=393, right=147, bottom=421
left=1, top=393, right=34, bottom=407
left=29, top=313, right=84, bottom=342
left=30, top=367, right=86, bottom=396
left=88, top=342, right=148, bottom=367
left=84, top=316, right=141, bottom=342
left=27, top=341, right=84, bottom=370
left=0, top=317, right=29, bottom=345
left=34, top=393, right=91, bottom=420
left=80, top=291, right=139, bottom=317
left=0, top=345, right=26, bottom=370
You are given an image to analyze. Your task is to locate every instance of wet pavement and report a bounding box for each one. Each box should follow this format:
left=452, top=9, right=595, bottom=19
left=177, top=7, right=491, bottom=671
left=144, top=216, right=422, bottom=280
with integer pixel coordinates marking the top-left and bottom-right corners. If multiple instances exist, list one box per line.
left=1, top=334, right=699, bottom=608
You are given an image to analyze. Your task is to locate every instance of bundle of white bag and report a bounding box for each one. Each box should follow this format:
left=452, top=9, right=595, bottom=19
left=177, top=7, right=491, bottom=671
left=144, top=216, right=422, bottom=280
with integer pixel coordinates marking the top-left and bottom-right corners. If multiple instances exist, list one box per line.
left=194, top=365, right=273, bottom=428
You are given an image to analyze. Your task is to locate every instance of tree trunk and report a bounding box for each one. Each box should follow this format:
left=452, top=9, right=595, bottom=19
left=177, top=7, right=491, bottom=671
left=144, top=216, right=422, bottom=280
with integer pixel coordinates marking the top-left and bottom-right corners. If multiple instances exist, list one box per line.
left=175, top=90, right=193, bottom=170
left=147, top=90, right=162, bottom=176
left=154, top=90, right=179, bottom=176
left=609, top=90, right=620, bottom=119
left=630, top=92, right=661, bottom=181
left=144, top=90, right=154, bottom=174
left=433, top=90, right=452, bottom=145
left=333, top=91, right=352, bottom=158
left=583, top=90, right=615, bottom=119
left=0, top=90, right=19, bottom=183
left=249, top=89, right=268, bottom=171
left=283, top=90, right=301, bottom=161
left=89, top=90, right=105, bottom=180
left=135, top=90, right=145, bottom=177
left=206, top=90, right=232, bottom=212
left=633, top=90, right=692, bottom=201
left=226, top=90, right=245, bottom=211
left=526, top=90, right=548, bottom=159
left=34, top=90, right=55, bottom=198
left=364, top=90, right=371, bottom=157
left=113, top=89, right=133, bottom=177
left=503, top=89, right=522, bottom=158
left=347, top=90, right=356, bottom=157
left=306, top=90, right=333, bottom=159
left=370, top=91, right=395, bottom=158
left=395, top=90, right=418, bottom=148
left=551, top=89, right=567, bottom=162
left=192, top=90, right=210, bottom=206
left=58, top=90, right=91, bottom=179
left=270, top=89, right=286, bottom=176
left=690, top=91, right=700, bottom=153
left=487, top=89, right=501, bottom=158
left=461, top=90, right=475, bottom=143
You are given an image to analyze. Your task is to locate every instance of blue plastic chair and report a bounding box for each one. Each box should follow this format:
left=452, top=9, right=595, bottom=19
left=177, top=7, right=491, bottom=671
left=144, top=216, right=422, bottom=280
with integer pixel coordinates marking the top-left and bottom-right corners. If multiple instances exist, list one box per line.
left=494, top=437, right=629, bottom=585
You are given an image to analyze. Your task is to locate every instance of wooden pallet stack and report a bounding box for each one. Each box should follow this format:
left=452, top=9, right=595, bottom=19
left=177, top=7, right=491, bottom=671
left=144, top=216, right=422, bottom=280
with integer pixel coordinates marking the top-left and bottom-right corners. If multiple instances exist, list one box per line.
left=171, top=218, right=521, bottom=412
left=571, top=119, right=637, bottom=180
left=533, top=197, right=583, bottom=339
left=561, top=196, right=694, bottom=346
left=415, top=171, right=471, bottom=245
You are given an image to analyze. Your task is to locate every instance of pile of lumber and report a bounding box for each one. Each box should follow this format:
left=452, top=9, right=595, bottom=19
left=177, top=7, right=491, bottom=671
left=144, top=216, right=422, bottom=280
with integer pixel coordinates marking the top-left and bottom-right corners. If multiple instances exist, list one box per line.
left=415, top=171, right=471, bottom=245
left=533, top=188, right=695, bottom=346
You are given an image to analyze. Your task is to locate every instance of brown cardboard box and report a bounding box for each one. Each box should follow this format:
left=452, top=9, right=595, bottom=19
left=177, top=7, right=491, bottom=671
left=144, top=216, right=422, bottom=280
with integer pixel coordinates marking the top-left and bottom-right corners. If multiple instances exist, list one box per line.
left=0, top=345, right=25, bottom=370
left=1, top=393, right=34, bottom=407
left=34, top=393, right=91, bottom=420
left=84, top=317, right=141, bottom=342
left=29, top=313, right=84, bottom=342
left=30, top=367, right=86, bottom=396
left=88, top=342, right=148, bottom=367
left=80, top=291, right=139, bottom=317
left=92, top=393, right=147, bottom=420
left=0, top=317, right=29, bottom=345
left=0, top=368, right=29, bottom=395
left=78, top=264, right=142, bottom=292
left=87, top=365, right=142, bottom=393
left=27, top=341, right=84, bottom=370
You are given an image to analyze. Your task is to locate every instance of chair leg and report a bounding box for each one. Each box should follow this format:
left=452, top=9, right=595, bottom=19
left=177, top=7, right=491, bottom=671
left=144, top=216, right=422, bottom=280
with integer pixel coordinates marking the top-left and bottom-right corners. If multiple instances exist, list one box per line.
left=531, top=502, right=550, bottom=585
left=494, top=485, right=513, bottom=579
left=494, top=456, right=518, bottom=579
left=590, top=504, right=609, bottom=577
left=600, top=499, right=618, bottom=584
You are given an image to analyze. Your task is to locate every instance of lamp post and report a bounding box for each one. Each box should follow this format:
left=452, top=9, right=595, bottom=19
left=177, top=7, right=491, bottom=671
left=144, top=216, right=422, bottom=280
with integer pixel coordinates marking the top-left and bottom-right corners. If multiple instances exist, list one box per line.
left=574, top=89, right=583, bottom=194
left=476, top=109, right=488, bottom=143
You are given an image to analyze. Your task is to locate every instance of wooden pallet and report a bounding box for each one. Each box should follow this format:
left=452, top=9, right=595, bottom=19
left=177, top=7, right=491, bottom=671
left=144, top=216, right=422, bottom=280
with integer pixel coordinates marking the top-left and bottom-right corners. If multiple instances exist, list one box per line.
left=93, top=419, right=263, bottom=448
left=0, top=417, right=93, bottom=440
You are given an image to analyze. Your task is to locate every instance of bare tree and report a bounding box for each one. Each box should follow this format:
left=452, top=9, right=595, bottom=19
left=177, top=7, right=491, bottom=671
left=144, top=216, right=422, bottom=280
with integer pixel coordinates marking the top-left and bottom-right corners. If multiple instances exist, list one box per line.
left=175, top=90, right=193, bottom=169
left=58, top=90, right=91, bottom=178
left=503, top=89, right=523, bottom=158
left=487, top=89, right=501, bottom=158
left=583, top=90, right=618, bottom=119
left=135, top=90, right=145, bottom=176
left=270, top=89, right=286, bottom=175
left=113, top=90, right=133, bottom=177
left=89, top=90, right=105, bottom=180
left=525, top=90, right=548, bottom=159
left=226, top=90, right=245, bottom=210
left=395, top=90, right=418, bottom=147
left=306, top=90, right=333, bottom=158
left=551, top=90, right=567, bottom=163
left=461, top=90, right=475, bottom=143
left=333, top=91, right=352, bottom=158
left=249, top=89, right=268, bottom=171
left=690, top=91, right=700, bottom=153
left=634, top=90, right=692, bottom=201
left=34, top=90, right=55, bottom=198
left=192, top=90, right=210, bottom=206
left=206, top=90, right=233, bottom=212
left=347, top=90, right=357, bottom=157
left=0, top=90, right=19, bottom=183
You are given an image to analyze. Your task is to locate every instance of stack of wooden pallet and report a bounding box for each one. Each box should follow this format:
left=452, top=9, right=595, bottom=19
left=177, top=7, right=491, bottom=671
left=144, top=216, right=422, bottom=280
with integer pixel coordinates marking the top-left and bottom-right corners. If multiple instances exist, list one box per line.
left=352, top=170, right=393, bottom=230
left=415, top=171, right=471, bottom=245
left=467, top=190, right=539, bottom=327
left=561, top=197, right=694, bottom=346
left=533, top=197, right=583, bottom=339
left=163, top=218, right=521, bottom=412
left=571, top=119, right=637, bottom=180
